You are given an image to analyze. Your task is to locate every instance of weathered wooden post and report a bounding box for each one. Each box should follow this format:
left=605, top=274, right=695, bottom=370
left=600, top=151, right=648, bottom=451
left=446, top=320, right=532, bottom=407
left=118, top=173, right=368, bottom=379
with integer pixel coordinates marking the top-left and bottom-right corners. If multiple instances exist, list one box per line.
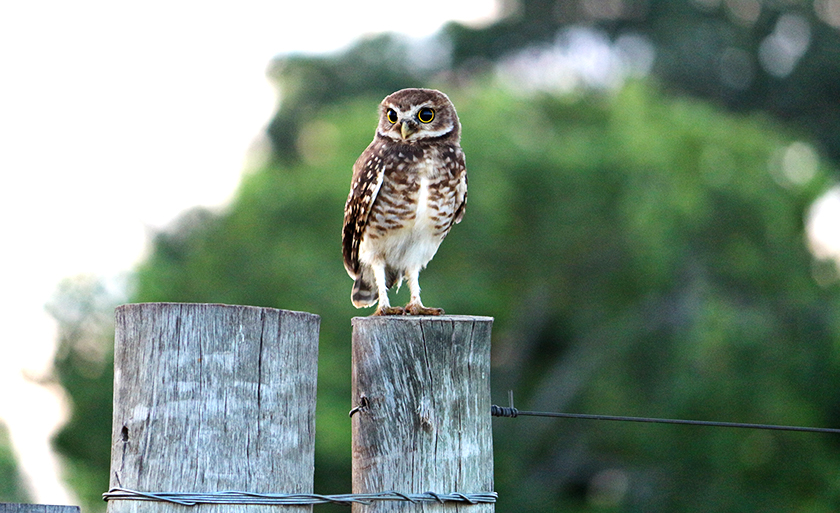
left=107, top=303, right=319, bottom=513
left=351, top=315, right=495, bottom=512
left=0, top=505, right=80, bottom=513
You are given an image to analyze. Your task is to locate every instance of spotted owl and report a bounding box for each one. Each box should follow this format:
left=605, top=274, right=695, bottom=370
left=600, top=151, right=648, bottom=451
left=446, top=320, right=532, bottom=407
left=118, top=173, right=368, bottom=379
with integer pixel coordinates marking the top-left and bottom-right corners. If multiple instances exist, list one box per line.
left=342, top=88, right=467, bottom=316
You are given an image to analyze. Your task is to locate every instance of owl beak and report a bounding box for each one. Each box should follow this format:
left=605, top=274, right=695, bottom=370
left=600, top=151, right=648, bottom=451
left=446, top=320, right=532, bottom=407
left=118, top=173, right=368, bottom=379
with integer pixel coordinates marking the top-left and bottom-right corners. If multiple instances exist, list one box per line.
left=400, top=121, right=417, bottom=140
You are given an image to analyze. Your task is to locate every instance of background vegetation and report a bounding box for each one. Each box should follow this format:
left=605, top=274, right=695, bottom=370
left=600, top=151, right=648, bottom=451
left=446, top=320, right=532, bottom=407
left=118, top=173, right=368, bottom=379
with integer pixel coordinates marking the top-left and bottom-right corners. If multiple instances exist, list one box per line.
left=5, top=1, right=840, bottom=511
left=0, top=423, right=28, bottom=502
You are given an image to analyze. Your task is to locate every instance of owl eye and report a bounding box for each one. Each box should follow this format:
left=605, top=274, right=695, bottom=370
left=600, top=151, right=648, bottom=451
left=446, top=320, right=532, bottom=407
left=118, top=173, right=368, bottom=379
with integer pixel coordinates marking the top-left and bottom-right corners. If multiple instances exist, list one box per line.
left=386, top=109, right=398, bottom=124
left=417, top=107, right=435, bottom=123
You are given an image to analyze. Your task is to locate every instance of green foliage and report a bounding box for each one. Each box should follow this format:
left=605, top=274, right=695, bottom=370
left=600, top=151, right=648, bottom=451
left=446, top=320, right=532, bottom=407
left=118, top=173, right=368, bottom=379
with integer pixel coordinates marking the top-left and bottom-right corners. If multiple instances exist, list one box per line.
left=47, top=276, right=119, bottom=513
left=445, top=0, right=840, bottom=165
left=265, top=2, right=840, bottom=169
left=0, top=422, right=29, bottom=502
left=267, top=34, right=434, bottom=163
left=126, top=79, right=840, bottom=511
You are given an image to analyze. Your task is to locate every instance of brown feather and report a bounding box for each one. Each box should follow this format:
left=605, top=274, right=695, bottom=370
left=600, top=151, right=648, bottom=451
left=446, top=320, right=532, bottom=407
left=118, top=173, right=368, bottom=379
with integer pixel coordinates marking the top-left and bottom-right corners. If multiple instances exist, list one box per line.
left=342, top=139, right=386, bottom=277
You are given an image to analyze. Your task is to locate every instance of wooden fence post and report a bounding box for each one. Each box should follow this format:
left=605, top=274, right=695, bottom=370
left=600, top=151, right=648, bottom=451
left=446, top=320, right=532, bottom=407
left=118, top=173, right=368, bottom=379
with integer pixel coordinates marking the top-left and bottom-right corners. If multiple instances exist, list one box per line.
left=350, top=315, right=495, bottom=512
left=0, top=505, right=80, bottom=513
left=108, top=303, right=320, bottom=513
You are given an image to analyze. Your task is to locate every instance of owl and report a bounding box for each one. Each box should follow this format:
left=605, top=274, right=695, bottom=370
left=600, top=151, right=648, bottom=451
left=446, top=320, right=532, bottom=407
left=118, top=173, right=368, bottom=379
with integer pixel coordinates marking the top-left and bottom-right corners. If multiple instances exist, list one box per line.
left=342, top=88, right=467, bottom=316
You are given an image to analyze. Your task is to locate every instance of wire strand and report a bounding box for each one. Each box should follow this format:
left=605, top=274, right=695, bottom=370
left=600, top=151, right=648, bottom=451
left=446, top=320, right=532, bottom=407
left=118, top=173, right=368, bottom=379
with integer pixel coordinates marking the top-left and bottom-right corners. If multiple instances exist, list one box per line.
left=103, top=488, right=498, bottom=506
left=491, top=392, right=840, bottom=435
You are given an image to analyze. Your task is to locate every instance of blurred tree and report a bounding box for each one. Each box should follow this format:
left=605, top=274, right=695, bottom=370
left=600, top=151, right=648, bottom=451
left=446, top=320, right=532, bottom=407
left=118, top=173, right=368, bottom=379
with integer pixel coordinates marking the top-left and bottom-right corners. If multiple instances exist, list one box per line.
left=473, top=0, right=840, bottom=164
left=267, top=34, right=429, bottom=164
left=123, top=80, right=840, bottom=511
left=47, top=276, right=119, bottom=512
left=0, top=422, right=29, bottom=502
left=268, top=0, right=840, bottom=167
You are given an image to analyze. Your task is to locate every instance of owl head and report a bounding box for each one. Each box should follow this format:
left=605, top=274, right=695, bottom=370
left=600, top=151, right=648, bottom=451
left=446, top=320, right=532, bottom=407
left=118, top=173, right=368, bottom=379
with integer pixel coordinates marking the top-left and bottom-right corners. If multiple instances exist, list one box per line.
left=376, top=88, right=461, bottom=144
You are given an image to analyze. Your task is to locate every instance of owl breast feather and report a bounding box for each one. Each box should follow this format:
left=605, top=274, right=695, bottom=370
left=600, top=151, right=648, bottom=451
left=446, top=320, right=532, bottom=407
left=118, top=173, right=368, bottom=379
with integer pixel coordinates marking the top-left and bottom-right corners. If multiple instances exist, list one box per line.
left=359, top=160, right=457, bottom=273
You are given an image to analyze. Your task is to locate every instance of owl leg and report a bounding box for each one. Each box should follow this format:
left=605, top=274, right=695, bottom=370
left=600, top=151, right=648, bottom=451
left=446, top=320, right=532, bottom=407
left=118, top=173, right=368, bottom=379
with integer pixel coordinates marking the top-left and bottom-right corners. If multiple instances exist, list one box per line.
left=372, top=263, right=404, bottom=316
left=404, top=268, right=444, bottom=316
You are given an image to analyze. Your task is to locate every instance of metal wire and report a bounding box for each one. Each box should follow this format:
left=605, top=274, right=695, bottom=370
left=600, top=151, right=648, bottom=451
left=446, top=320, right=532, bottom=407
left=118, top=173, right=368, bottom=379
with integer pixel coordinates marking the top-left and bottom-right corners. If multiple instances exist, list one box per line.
left=103, top=487, right=498, bottom=506
left=106, top=389, right=840, bottom=509
left=491, top=391, right=840, bottom=435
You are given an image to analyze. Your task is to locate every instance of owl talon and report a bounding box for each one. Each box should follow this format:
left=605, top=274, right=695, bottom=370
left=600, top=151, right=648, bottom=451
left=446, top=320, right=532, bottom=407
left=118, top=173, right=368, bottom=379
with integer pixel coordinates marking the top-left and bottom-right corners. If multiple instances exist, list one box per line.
left=373, top=306, right=406, bottom=316
left=405, top=303, right=445, bottom=316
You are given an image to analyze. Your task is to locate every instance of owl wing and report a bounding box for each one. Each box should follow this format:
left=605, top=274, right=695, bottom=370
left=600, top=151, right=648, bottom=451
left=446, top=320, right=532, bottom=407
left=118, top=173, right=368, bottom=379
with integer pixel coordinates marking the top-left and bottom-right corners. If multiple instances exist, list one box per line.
left=450, top=145, right=468, bottom=227
left=343, top=141, right=385, bottom=278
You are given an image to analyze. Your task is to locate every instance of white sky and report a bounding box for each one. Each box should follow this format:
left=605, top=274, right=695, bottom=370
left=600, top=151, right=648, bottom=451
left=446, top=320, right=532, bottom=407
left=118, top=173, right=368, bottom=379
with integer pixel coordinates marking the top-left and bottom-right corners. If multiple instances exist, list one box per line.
left=0, top=0, right=497, bottom=503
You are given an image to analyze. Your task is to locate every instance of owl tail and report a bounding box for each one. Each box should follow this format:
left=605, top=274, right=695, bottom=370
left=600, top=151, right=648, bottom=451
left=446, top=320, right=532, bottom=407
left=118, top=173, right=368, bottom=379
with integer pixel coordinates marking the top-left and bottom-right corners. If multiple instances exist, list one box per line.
left=351, top=265, right=401, bottom=309
left=351, top=277, right=378, bottom=308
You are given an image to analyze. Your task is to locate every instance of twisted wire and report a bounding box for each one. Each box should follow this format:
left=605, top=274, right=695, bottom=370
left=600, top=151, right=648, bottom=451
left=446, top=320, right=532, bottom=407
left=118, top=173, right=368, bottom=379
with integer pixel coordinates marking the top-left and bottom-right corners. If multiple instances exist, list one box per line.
left=103, top=487, right=497, bottom=506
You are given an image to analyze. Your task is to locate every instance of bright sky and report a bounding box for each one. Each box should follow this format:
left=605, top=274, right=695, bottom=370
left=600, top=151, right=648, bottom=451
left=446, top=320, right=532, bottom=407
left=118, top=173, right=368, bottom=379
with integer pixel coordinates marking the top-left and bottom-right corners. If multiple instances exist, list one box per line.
left=0, top=0, right=497, bottom=503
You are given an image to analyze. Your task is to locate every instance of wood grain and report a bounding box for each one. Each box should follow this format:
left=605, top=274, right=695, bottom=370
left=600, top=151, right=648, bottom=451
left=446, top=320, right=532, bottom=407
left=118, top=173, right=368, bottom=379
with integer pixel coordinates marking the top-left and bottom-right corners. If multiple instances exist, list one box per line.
left=0, top=505, right=80, bottom=513
left=351, top=315, right=494, bottom=512
left=109, top=303, right=320, bottom=513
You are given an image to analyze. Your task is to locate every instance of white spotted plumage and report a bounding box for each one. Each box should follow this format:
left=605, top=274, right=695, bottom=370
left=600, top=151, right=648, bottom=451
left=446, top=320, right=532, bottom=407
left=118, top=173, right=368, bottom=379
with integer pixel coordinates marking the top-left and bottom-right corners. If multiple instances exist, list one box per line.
left=342, top=88, right=467, bottom=316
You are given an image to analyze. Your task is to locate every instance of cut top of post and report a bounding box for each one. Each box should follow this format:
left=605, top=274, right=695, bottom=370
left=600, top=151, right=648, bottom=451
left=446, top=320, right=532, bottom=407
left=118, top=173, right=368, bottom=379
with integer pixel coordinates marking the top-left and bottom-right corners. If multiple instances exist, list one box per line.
left=351, top=314, right=494, bottom=325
